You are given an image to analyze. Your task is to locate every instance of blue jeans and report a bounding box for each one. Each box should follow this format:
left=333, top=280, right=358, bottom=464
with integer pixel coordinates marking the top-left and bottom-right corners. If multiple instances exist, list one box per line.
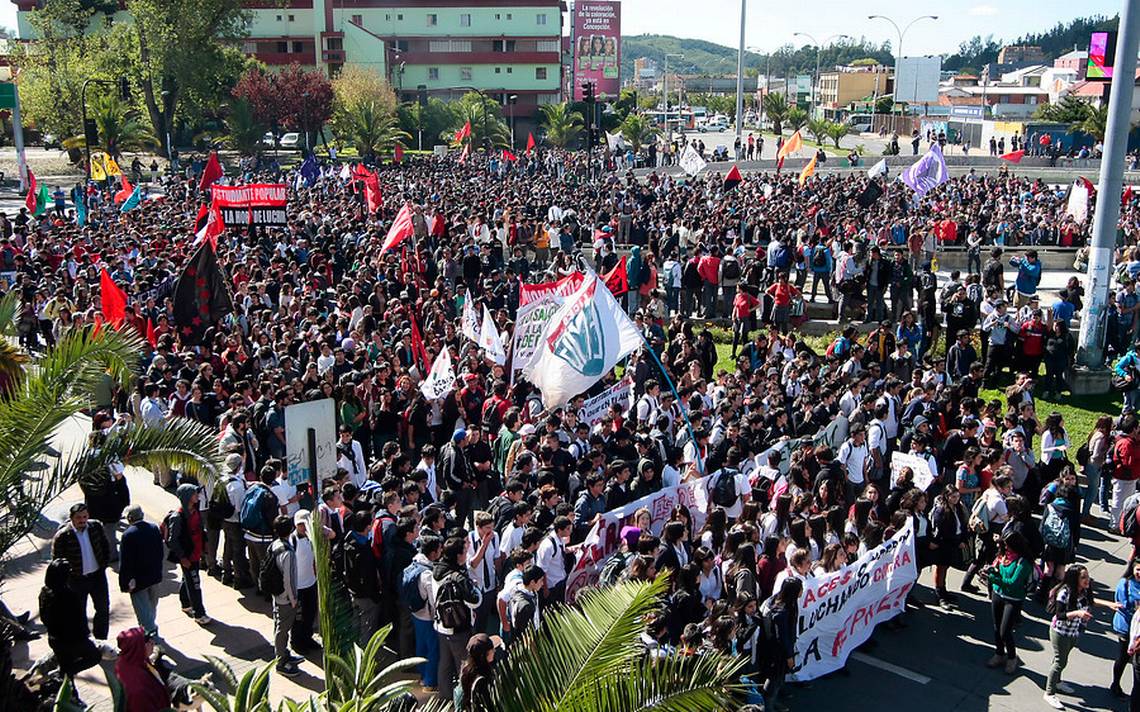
left=413, top=617, right=439, bottom=687
left=1084, top=463, right=1102, bottom=516
left=131, top=586, right=161, bottom=636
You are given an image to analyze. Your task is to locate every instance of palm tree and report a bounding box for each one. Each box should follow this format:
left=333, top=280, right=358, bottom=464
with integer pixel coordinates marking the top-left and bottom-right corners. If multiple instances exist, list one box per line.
left=618, top=113, right=659, bottom=153
left=344, top=100, right=412, bottom=157
left=806, top=118, right=829, bottom=146
left=786, top=107, right=808, bottom=131
left=63, top=93, right=157, bottom=160
left=825, top=120, right=849, bottom=148
left=220, top=99, right=266, bottom=156
left=539, top=102, right=584, bottom=149
left=762, top=93, right=789, bottom=136
left=1071, top=103, right=1111, bottom=141
left=487, top=576, right=744, bottom=711
left=0, top=295, right=225, bottom=568
left=444, top=101, right=511, bottom=151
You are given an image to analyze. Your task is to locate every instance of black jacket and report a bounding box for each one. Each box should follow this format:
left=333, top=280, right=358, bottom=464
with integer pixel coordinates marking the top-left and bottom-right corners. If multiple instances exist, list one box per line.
left=51, top=521, right=110, bottom=580
left=344, top=532, right=381, bottom=600
left=119, top=520, right=164, bottom=592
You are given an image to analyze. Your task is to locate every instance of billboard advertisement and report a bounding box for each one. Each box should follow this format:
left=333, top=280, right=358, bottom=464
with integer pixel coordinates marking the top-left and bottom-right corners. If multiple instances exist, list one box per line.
left=895, top=56, right=942, bottom=104
left=573, top=0, right=620, bottom=100
left=1087, top=31, right=1117, bottom=81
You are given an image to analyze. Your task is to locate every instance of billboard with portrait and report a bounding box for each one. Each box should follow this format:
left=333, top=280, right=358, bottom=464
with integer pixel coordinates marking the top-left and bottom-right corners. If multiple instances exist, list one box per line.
left=573, top=0, right=621, bottom=100
left=1087, top=31, right=1117, bottom=81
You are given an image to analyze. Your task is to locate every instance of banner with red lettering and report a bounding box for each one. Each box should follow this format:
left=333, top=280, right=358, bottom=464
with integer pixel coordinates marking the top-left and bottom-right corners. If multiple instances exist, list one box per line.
left=512, top=272, right=587, bottom=379
left=790, top=521, right=917, bottom=681
left=211, top=183, right=289, bottom=226
left=565, top=473, right=713, bottom=603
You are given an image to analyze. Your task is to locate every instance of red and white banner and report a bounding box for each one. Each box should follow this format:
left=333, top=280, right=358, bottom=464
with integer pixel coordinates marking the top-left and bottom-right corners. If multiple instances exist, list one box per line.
left=790, top=522, right=917, bottom=681
left=211, top=183, right=288, bottom=226
left=512, top=272, right=587, bottom=377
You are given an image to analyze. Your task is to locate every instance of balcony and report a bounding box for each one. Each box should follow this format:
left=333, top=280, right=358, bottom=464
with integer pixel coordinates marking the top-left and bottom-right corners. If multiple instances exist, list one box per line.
left=400, top=51, right=559, bottom=65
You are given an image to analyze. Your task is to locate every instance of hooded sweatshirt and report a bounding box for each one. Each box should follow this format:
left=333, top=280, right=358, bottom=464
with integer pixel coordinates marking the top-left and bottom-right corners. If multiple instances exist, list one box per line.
left=115, top=626, right=170, bottom=712
left=167, top=483, right=204, bottom=564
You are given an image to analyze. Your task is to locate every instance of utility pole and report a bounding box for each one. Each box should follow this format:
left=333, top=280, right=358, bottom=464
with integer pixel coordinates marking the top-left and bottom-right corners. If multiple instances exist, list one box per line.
left=1076, top=0, right=1140, bottom=378
left=734, top=0, right=746, bottom=143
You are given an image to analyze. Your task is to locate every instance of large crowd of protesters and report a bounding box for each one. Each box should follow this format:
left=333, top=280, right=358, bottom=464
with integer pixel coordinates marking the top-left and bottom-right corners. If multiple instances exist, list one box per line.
left=12, top=142, right=1140, bottom=712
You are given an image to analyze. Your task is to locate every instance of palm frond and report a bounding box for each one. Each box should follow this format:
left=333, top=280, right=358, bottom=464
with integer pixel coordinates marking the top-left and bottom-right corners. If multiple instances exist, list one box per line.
left=594, top=651, right=747, bottom=711
left=0, top=291, right=21, bottom=337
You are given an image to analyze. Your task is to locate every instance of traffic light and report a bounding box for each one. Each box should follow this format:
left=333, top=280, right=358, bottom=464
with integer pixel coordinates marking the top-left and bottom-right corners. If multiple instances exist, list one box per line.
left=84, top=118, right=99, bottom=147
left=119, top=77, right=131, bottom=102
left=583, top=82, right=595, bottom=103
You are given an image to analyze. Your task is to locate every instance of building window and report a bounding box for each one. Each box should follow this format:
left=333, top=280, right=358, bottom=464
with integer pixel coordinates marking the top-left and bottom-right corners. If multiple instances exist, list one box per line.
left=384, top=14, right=390, bottom=21
left=292, top=41, right=304, bottom=53
left=429, top=39, right=471, bottom=52
left=397, top=14, right=403, bottom=21
left=277, top=41, right=288, bottom=53
left=275, top=14, right=281, bottom=21
left=460, top=67, right=473, bottom=81
left=393, top=40, right=409, bottom=51
left=536, top=13, right=547, bottom=25
left=493, top=39, right=516, bottom=52
left=460, top=13, right=471, bottom=27
left=427, top=13, right=437, bottom=26
left=495, top=13, right=500, bottom=20
left=537, top=40, right=559, bottom=52
left=495, top=67, right=501, bottom=74
left=507, top=13, right=512, bottom=20
left=428, top=67, right=439, bottom=80
left=287, top=14, right=294, bottom=21
left=536, top=67, right=547, bottom=80
left=507, top=67, right=512, bottom=73
left=326, top=38, right=342, bottom=51
left=351, top=14, right=362, bottom=25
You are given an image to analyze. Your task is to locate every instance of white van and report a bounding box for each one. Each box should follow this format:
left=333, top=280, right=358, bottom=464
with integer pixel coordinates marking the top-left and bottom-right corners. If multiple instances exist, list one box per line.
left=846, top=114, right=873, bottom=133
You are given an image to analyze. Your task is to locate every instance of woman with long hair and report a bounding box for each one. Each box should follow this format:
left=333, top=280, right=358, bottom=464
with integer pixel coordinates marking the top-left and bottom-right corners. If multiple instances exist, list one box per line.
left=1043, top=564, right=1115, bottom=709
left=814, top=542, right=848, bottom=575
left=459, top=633, right=497, bottom=711
left=698, top=508, right=728, bottom=552
left=986, top=531, right=1034, bottom=675
left=763, top=577, right=804, bottom=712
left=1111, top=560, right=1140, bottom=697
left=929, top=485, right=968, bottom=607
left=1084, top=415, right=1113, bottom=519
left=728, top=542, right=759, bottom=604
left=760, top=493, right=793, bottom=540
left=956, top=446, right=984, bottom=511
left=756, top=535, right=786, bottom=600
left=786, top=518, right=814, bottom=564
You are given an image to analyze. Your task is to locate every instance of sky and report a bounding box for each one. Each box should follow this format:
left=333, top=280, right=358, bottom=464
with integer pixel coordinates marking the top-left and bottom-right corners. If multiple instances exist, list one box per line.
left=605, top=0, right=1124, bottom=55
left=0, top=0, right=1124, bottom=54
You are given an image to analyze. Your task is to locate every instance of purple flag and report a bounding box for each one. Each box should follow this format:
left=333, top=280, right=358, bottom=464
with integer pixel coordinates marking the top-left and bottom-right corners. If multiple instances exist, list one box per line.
left=900, top=143, right=949, bottom=197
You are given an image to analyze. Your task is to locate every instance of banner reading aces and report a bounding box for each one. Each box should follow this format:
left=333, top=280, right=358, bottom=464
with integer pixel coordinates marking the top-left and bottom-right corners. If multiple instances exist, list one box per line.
left=790, top=522, right=918, bottom=681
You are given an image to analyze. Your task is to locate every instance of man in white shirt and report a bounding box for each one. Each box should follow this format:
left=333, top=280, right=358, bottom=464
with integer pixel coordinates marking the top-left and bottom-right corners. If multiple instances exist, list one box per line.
left=466, top=512, right=501, bottom=632
left=290, top=511, right=320, bottom=652
left=51, top=503, right=111, bottom=639
left=838, top=424, right=870, bottom=504
left=335, top=426, right=368, bottom=488
left=867, top=404, right=890, bottom=486
left=635, top=381, right=661, bottom=428
left=536, top=517, right=574, bottom=606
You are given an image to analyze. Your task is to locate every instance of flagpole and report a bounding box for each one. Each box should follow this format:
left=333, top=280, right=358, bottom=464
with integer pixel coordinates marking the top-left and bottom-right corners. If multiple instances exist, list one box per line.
left=635, top=336, right=705, bottom=476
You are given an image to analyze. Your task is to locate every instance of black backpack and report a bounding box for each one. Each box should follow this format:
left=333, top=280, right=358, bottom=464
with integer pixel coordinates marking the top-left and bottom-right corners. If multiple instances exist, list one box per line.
left=434, top=571, right=472, bottom=632
left=598, top=550, right=631, bottom=588
left=812, top=246, right=827, bottom=268
left=711, top=468, right=739, bottom=508
left=722, top=257, right=741, bottom=281
left=259, top=543, right=286, bottom=596
left=208, top=477, right=236, bottom=521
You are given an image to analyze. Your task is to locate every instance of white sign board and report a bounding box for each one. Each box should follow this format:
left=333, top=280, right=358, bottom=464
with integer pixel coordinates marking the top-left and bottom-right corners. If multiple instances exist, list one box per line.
left=579, top=379, right=632, bottom=427
left=890, top=451, right=936, bottom=492
left=285, top=398, right=337, bottom=486
left=895, top=56, right=942, bottom=104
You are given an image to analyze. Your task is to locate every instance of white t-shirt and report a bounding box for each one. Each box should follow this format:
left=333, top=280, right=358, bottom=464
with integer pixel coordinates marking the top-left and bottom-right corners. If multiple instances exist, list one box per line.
left=713, top=469, right=751, bottom=519
left=271, top=481, right=299, bottom=516
left=837, top=440, right=869, bottom=485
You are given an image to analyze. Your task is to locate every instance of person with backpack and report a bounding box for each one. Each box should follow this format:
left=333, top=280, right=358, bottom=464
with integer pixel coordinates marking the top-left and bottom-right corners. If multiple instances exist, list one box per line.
left=761, top=576, right=803, bottom=712
left=709, top=446, right=749, bottom=520
left=962, top=474, right=1014, bottom=594
left=1043, top=564, right=1115, bottom=709
left=406, top=536, right=442, bottom=690
left=431, top=536, right=482, bottom=703
left=1111, top=561, right=1140, bottom=697
left=344, top=511, right=382, bottom=646
left=266, top=515, right=302, bottom=677
left=242, top=466, right=282, bottom=596
left=507, top=565, right=545, bottom=639
left=985, top=530, right=1034, bottom=675
left=209, top=453, right=250, bottom=588
left=536, top=516, right=575, bottom=605
left=808, top=238, right=834, bottom=304
left=289, top=510, right=320, bottom=655
left=165, top=483, right=212, bottom=626
left=1040, top=482, right=1080, bottom=596
left=1112, top=415, right=1140, bottom=530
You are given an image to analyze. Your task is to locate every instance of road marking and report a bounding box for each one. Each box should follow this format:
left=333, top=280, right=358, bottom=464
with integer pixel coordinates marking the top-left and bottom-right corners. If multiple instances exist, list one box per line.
left=850, top=652, right=932, bottom=685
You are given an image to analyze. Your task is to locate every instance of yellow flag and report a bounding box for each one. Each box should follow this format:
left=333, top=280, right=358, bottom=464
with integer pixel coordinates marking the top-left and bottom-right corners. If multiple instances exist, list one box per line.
left=799, top=152, right=818, bottom=186
left=89, top=152, right=107, bottom=181
left=105, top=154, right=122, bottom=176
left=778, top=130, right=803, bottom=160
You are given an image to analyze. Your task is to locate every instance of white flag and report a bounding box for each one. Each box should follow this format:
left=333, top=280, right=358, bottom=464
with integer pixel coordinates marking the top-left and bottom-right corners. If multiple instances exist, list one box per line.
left=1067, top=179, right=1090, bottom=223
left=607, top=131, right=627, bottom=150
left=461, top=290, right=481, bottom=343
left=479, top=305, right=507, bottom=365
left=420, top=348, right=456, bottom=401
left=523, top=273, right=643, bottom=409
left=679, top=144, right=707, bottom=176
left=867, top=159, right=888, bottom=179
left=338, top=163, right=351, bottom=180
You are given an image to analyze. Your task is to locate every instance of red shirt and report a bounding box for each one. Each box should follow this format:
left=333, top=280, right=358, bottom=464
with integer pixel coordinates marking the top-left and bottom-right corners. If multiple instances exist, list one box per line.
left=1115, top=435, right=1140, bottom=481
left=766, top=282, right=798, bottom=307
left=1019, top=321, right=1045, bottom=356
left=732, top=292, right=760, bottom=318
left=697, top=255, right=721, bottom=284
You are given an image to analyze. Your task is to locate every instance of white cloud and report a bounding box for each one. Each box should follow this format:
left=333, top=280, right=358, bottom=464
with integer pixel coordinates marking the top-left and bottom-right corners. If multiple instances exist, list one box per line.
left=968, top=4, right=1000, bottom=16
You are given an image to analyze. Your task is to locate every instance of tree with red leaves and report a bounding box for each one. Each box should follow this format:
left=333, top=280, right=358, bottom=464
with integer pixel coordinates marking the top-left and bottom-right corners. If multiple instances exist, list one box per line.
left=233, top=64, right=334, bottom=149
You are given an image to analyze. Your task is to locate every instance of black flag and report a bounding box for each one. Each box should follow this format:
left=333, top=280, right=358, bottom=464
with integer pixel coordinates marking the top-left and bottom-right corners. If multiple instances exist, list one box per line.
left=723, top=164, right=743, bottom=192
left=172, top=240, right=232, bottom=345
left=856, top=181, right=884, bottom=209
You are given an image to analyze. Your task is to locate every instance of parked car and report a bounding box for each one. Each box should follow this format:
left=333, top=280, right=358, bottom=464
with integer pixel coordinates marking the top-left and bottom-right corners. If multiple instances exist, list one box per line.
left=279, top=132, right=302, bottom=149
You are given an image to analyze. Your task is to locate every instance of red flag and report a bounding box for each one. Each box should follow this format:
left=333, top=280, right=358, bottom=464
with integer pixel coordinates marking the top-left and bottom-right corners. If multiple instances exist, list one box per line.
left=24, top=169, right=37, bottom=213
left=92, top=314, right=103, bottom=338
left=409, top=315, right=429, bottom=372
left=381, top=204, right=416, bottom=252
left=1078, top=176, right=1096, bottom=195
left=458, top=143, right=470, bottom=164
left=502, top=149, right=518, bottom=162
left=454, top=120, right=471, bottom=143
left=195, top=202, right=224, bottom=248
left=1000, top=149, right=1025, bottom=164
left=394, top=144, right=404, bottom=163
left=723, top=165, right=743, bottom=191
left=145, top=318, right=157, bottom=348
left=1125, top=186, right=1135, bottom=208
left=199, top=151, right=223, bottom=192
left=193, top=204, right=209, bottom=233
left=114, top=174, right=134, bottom=204
left=526, top=132, right=536, bottom=155
left=99, top=268, right=127, bottom=326
left=602, top=255, right=629, bottom=296
left=364, top=174, right=382, bottom=213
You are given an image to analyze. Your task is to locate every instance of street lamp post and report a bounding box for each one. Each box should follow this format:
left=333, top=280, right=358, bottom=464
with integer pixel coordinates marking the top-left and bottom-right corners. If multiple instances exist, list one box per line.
left=664, top=52, right=684, bottom=145
left=508, top=94, right=518, bottom=148
left=792, top=32, right=851, bottom=119
left=867, top=15, right=939, bottom=114
left=734, top=0, right=747, bottom=144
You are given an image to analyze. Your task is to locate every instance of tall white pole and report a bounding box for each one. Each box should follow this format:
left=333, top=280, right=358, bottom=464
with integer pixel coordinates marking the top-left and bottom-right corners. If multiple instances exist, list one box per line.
left=734, top=0, right=746, bottom=142
left=1078, top=2, right=1140, bottom=369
